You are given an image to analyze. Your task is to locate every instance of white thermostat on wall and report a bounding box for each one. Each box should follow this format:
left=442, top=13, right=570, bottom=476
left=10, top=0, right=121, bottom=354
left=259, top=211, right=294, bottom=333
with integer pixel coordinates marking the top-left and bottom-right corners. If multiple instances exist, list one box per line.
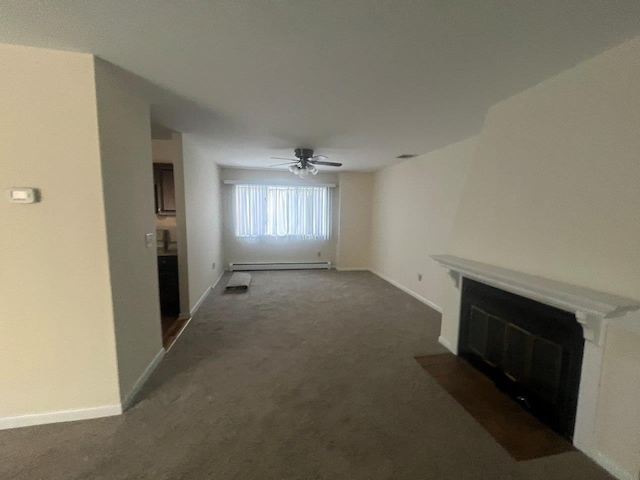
left=7, top=187, right=40, bottom=204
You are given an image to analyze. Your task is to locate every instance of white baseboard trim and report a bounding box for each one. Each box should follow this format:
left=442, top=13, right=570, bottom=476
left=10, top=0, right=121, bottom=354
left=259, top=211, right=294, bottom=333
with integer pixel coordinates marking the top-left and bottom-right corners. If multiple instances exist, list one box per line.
left=122, top=347, right=165, bottom=411
left=229, top=261, right=331, bottom=271
left=370, top=270, right=443, bottom=313
left=438, top=336, right=457, bottom=354
left=0, top=404, right=122, bottom=431
left=335, top=267, right=370, bottom=272
left=190, top=287, right=210, bottom=317
left=1, top=347, right=166, bottom=429
left=189, top=272, right=224, bottom=318
left=212, top=271, right=225, bottom=290
left=586, top=449, right=637, bottom=480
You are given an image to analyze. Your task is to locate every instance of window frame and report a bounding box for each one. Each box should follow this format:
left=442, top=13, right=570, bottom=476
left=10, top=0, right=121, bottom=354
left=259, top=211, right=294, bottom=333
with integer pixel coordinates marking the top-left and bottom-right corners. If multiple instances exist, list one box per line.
left=233, top=183, right=333, bottom=241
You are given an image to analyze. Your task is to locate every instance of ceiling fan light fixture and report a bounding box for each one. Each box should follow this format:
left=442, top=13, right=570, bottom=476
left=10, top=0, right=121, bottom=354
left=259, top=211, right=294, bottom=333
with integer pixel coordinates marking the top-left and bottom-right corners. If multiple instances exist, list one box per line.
left=273, top=149, right=341, bottom=177
left=298, top=167, right=310, bottom=178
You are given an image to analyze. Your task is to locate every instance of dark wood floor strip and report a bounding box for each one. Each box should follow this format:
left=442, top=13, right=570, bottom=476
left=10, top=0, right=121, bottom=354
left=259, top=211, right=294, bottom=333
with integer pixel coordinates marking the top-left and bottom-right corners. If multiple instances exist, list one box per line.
left=162, top=314, right=191, bottom=350
left=415, top=353, right=574, bottom=461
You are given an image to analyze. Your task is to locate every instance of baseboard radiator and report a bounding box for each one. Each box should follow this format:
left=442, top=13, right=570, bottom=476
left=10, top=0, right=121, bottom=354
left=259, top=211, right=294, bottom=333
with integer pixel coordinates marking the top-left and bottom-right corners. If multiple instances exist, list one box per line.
left=229, top=262, right=331, bottom=271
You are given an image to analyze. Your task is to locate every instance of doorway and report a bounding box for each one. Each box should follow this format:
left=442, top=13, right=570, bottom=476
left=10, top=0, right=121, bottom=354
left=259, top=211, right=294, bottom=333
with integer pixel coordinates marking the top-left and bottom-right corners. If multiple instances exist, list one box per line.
left=151, top=126, right=190, bottom=349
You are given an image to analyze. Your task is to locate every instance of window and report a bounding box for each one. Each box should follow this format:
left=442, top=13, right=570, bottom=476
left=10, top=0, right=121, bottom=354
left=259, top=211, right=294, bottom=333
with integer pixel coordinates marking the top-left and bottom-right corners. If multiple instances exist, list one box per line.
left=234, top=184, right=331, bottom=240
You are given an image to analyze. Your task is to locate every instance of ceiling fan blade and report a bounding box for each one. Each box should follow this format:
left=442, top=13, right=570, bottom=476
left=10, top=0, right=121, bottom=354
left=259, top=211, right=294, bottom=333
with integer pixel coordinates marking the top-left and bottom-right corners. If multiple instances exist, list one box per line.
left=309, top=155, right=328, bottom=162
left=269, top=161, right=299, bottom=167
left=310, top=161, right=342, bottom=167
left=270, top=157, right=297, bottom=161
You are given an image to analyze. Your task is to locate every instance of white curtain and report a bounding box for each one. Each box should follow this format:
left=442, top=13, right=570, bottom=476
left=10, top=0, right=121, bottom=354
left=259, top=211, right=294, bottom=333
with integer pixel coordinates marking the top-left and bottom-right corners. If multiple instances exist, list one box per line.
left=235, top=184, right=331, bottom=240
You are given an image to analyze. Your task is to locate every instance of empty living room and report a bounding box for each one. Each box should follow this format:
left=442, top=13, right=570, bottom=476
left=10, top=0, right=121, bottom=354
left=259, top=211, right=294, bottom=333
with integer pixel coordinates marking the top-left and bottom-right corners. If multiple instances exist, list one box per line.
left=2, top=2, right=640, bottom=479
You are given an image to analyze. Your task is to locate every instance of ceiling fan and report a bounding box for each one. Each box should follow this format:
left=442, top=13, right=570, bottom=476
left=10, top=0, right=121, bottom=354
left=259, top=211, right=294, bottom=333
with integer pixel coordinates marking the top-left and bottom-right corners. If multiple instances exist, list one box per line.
left=270, top=148, right=342, bottom=178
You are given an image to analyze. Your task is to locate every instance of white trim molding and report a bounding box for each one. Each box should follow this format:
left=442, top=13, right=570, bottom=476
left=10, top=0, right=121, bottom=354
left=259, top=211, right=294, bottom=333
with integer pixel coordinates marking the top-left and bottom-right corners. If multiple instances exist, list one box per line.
left=431, top=254, right=640, bottom=479
left=590, top=451, right=638, bottom=480
left=1, top=347, right=167, bottom=430
left=212, top=271, right=225, bottom=290
left=189, top=272, right=224, bottom=319
left=438, top=336, right=455, bottom=353
left=189, top=273, right=222, bottom=318
left=190, top=287, right=210, bottom=317
left=229, top=262, right=331, bottom=271
left=0, top=404, right=122, bottom=431
left=335, top=267, right=370, bottom=272
left=431, top=255, right=639, bottom=341
left=121, top=348, right=165, bottom=411
left=223, top=179, right=336, bottom=188
left=370, top=270, right=443, bottom=313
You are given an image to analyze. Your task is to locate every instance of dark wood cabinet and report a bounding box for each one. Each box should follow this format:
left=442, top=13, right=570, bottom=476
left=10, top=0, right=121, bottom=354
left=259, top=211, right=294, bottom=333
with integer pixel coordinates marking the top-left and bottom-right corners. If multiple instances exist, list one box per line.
left=154, top=163, right=176, bottom=216
left=158, top=255, right=180, bottom=315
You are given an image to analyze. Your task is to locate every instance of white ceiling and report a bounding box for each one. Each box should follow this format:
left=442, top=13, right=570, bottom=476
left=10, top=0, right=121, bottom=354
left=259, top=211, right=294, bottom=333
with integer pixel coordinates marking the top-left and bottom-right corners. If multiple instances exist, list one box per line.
left=1, top=1, right=639, bottom=171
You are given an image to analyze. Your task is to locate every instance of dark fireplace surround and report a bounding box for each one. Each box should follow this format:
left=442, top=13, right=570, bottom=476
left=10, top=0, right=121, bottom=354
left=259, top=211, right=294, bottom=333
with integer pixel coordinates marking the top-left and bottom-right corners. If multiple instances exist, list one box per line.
left=432, top=253, right=640, bottom=478
left=458, top=279, right=584, bottom=439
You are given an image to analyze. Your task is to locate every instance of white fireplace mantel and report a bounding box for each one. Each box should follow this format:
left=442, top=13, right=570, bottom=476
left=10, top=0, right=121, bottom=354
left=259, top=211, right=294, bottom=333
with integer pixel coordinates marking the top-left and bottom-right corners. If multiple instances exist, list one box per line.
left=431, top=254, right=640, bottom=476
left=431, top=254, right=640, bottom=345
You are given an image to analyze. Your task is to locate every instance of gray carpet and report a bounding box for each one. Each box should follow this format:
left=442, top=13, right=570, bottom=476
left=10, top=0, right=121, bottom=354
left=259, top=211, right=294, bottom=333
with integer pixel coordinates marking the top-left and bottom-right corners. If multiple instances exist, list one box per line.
left=0, top=271, right=613, bottom=479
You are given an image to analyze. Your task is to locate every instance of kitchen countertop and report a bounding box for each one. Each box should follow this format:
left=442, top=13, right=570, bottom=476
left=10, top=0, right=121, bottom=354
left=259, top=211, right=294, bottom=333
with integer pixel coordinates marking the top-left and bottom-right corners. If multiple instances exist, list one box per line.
left=157, top=248, right=178, bottom=257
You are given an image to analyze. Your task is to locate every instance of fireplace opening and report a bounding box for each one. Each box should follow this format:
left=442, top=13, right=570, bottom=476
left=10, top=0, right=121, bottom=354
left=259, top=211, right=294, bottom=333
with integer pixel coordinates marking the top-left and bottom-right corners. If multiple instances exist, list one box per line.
left=458, top=278, right=584, bottom=439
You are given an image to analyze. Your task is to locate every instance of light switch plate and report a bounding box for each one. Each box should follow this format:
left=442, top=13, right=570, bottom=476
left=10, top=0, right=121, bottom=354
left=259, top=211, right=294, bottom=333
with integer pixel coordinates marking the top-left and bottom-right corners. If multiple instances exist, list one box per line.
left=145, top=233, right=154, bottom=248
left=8, top=187, right=39, bottom=203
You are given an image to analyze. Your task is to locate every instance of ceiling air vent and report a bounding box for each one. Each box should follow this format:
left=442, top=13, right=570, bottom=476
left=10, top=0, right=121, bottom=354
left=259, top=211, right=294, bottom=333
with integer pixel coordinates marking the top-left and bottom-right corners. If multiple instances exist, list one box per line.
left=396, top=154, right=417, bottom=159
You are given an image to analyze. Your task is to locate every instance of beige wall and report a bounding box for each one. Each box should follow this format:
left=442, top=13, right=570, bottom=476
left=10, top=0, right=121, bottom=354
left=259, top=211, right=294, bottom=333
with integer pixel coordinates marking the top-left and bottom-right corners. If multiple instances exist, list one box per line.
left=450, top=39, right=640, bottom=301
left=0, top=45, right=120, bottom=419
left=182, top=137, right=224, bottom=311
left=370, top=138, right=477, bottom=310
left=445, top=36, right=640, bottom=477
left=596, top=326, right=640, bottom=477
left=221, top=168, right=339, bottom=267
left=152, top=138, right=174, bottom=163
left=94, top=58, right=163, bottom=402
left=336, top=172, right=374, bottom=270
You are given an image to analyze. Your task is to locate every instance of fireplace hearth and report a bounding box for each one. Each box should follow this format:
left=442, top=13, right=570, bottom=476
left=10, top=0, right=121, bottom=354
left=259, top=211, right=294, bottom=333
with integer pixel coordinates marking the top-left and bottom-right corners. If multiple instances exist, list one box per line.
left=431, top=254, right=640, bottom=468
left=459, top=279, right=584, bottom=438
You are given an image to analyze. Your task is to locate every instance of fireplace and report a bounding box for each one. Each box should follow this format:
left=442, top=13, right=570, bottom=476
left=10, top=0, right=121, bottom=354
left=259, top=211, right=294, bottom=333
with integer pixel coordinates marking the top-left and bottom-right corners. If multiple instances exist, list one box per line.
left=431, top=254, right=640, bottom=465
left=458, top=279, right=584, bottom=438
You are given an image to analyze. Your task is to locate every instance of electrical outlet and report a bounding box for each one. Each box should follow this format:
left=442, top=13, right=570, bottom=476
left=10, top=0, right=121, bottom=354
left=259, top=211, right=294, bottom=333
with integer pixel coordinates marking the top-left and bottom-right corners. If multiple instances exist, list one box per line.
left=418, top=273, right=422, bottom=281
left=144, top=233, right=154, bottom=248
left=317, top=251, right=321, bottom=257
left=212, top=262, right=216, bottom=270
